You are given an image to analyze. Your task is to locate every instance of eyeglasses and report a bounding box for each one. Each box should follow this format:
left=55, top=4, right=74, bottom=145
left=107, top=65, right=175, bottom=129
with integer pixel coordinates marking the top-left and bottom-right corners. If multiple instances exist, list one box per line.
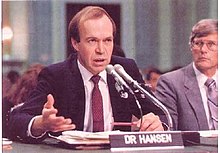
left=191, top=40, right=218, bottom=51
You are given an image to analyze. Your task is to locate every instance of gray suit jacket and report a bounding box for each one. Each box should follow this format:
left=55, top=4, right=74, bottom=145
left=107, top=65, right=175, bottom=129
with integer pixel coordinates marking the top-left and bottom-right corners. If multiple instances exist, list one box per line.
left=154, top=63, right=209, bottom=131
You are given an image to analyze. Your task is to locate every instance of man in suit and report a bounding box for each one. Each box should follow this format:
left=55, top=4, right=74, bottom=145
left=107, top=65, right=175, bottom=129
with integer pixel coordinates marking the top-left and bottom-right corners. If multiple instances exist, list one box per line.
left=154, top=19, right=218, bottom=131
left=9, top=6, right=165, bottom=142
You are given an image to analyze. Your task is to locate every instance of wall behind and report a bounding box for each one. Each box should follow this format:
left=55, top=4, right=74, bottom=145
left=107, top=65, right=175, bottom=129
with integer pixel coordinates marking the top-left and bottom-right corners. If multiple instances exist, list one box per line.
left=2, top=0, right=217, bottom=73
left=135, top=0, right=217, bottom=71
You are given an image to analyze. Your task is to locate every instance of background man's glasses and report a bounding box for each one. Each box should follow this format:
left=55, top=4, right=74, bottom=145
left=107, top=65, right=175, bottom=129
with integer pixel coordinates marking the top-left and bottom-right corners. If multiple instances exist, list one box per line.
left=191, top=40, right=218, bottom=51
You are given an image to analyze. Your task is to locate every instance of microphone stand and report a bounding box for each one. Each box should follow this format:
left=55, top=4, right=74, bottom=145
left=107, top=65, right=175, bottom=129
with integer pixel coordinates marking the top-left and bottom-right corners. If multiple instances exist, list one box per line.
left=130, top=81, right=173, bottom=131
left=124, top=86, right=143, bottom=131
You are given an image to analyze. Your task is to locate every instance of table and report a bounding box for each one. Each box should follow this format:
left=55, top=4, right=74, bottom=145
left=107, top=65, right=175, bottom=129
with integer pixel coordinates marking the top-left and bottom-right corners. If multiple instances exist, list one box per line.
left=3, top=136, right=218, bottom=153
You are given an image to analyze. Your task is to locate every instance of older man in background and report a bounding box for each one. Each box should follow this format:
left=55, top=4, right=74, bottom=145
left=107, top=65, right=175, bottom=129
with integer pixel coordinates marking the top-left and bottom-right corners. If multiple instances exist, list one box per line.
left=155, top=19, right=218, bottom=131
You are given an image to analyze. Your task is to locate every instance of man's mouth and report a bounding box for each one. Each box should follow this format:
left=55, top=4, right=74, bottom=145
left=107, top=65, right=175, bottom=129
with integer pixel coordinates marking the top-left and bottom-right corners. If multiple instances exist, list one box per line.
left=94, top=58, right=105, bottom=62
left=198, top=57, right=209, bottom=60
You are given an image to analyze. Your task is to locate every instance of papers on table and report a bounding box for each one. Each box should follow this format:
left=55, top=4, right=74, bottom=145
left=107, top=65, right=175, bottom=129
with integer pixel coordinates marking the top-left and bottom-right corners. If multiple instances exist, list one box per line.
left=2, top=138, right=12, bottom=145
left=199, top=130, right=218, bottom=138
left=49, top=130, right=121, bottom=145
left=2, top=138, right=13, bottom=150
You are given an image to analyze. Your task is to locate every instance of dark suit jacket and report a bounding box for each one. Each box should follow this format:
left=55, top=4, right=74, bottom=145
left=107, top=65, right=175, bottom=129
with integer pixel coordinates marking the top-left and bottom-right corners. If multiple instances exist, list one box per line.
left=154, top=63, right=209, bottom=131
left=9, top=54, right=165, bottom=142
left=2, top=98, right=14, bottom=138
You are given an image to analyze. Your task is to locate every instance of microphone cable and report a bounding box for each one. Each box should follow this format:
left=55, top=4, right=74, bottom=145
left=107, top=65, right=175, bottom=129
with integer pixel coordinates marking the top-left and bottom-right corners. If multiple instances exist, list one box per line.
left=132, top=93, right=143, bottom=131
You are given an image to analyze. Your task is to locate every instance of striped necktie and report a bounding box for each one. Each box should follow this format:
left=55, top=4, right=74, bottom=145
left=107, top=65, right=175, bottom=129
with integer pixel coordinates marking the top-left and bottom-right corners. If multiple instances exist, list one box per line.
left=205, top=78, right=218, bottom=130
left=91, top=75, right=104, bottom=132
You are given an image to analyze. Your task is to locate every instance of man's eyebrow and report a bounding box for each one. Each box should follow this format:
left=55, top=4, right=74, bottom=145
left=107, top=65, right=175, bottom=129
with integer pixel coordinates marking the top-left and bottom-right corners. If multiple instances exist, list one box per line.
left=104, top=36, right=114, bottom=40
left=85, top=36, right=113, bottom=40
left=85, top=36, right=97, bottom=40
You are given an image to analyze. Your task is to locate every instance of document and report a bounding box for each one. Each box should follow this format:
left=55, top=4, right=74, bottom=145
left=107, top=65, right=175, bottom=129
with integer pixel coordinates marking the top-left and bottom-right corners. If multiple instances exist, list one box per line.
left=49, top=130, right=121, bottom=145
left=199, top=130, right=218, bottom=138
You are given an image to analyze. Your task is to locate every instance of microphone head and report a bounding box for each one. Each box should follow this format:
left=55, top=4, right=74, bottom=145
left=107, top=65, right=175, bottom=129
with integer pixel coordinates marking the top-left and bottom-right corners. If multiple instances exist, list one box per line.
left=114, top=64, right=133, bottom=84
left=114, top=64, right=126, bottom=76
left=114, top=64, right=123, bottom=72
left=106, top=64, right=114, bottom=74
left=108, top=64, right=134, bottom=94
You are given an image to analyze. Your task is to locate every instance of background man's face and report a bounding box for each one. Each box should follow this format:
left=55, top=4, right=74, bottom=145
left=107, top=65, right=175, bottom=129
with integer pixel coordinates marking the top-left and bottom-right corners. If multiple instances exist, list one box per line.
left=192, top=33, right=218, bottom=74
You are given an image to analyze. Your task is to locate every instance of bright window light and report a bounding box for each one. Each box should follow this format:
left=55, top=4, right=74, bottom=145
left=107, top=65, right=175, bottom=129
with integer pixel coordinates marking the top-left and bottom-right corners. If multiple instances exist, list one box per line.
left=2, top=27, right=13, bottom=41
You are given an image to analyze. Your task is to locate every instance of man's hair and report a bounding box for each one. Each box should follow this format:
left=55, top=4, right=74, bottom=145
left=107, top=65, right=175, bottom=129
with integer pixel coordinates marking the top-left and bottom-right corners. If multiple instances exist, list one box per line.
left=189, top=19, right=218, bottom=44
left=68, top=6, right=116, bottom=43
left=146, top=68, right=162, bottom=80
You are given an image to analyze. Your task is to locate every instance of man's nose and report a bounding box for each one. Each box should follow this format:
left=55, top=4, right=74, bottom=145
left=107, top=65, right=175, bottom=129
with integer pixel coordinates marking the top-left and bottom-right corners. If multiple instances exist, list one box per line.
left=200, top=43, right=209, bottom=52
left=96, top=41, right=105, bottom=53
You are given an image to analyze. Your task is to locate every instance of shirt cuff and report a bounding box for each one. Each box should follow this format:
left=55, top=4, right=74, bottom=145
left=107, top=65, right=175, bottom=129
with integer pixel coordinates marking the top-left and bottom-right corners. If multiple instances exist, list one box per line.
left=27, top=116, right=46, bottom=139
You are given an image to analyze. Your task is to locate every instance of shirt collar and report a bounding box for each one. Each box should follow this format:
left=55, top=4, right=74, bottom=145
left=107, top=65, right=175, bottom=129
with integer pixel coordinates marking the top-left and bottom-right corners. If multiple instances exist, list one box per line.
left=193, top=62, right=218, bottom=88
left=77, top=60, right=107, bottom=84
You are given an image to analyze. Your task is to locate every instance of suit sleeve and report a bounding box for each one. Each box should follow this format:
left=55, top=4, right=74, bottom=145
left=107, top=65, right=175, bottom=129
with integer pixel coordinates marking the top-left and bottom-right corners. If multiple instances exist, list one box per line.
left=154, top=74, right=179, bottom=130
left=8, top=67, right=55, bottom=142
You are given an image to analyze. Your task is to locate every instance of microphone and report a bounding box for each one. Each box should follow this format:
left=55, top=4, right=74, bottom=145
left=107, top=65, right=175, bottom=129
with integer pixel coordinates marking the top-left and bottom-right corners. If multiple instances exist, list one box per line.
left=114, top=64, right=139, bottom=87
left=106, top=65, right=134, bottom=95
left=114, top=64, right=173, bottom=130
left=107, top=64, right=143, bottom=130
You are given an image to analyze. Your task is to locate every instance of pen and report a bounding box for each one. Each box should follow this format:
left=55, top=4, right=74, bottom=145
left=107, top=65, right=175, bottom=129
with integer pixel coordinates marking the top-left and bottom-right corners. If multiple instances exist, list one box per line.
left=111, top=122, right=137, bottom=126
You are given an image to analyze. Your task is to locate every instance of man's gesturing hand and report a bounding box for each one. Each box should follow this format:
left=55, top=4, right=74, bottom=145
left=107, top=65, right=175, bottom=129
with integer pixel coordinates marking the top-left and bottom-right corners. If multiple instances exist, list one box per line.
left=31, top=94, right=75, bottom=137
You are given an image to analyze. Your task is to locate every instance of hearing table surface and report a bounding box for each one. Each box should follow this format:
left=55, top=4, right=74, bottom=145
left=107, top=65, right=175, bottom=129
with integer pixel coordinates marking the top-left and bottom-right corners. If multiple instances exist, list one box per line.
left=3, top=136, right=217, bottom=153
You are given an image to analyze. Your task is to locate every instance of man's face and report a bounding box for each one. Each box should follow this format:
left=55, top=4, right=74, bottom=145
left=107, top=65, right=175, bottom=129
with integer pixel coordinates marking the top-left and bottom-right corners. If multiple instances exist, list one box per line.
left=72, top=15, right=114, bottom=75
left=191, top=33, right=218, bottom=75
left=149, top=72, right=161, bottom=91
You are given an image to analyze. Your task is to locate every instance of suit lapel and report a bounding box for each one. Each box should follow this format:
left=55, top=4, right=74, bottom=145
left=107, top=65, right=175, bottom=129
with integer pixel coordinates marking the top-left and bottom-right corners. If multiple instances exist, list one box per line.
left=107, top=73, right=131, bottom=121
left=107, top=74, right=119, bottom=120
left=67, top=54, right=85, bottom=130
left=184, top=64, right=209, bottom=129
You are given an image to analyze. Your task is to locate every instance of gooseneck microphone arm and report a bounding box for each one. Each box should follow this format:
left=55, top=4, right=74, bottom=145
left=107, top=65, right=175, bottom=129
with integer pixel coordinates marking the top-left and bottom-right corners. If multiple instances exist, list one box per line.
left=114, top=64, right=173, bottom=131
left=130, top=81, right=173, bottom=131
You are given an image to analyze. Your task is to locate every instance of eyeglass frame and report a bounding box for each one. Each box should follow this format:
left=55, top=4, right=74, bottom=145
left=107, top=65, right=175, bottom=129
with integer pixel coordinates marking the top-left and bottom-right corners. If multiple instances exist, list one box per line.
left=190, top=40, right=218, bottom=52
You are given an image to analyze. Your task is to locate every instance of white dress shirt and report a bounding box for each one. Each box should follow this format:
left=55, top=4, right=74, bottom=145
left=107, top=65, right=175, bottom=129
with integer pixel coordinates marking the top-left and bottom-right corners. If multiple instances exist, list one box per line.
left=77, top=60, right=113, bottom=132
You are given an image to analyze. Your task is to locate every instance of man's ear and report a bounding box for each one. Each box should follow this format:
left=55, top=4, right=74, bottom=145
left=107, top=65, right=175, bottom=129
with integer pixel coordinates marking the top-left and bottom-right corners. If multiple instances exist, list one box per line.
left=71, top=38, right=79, bottom=52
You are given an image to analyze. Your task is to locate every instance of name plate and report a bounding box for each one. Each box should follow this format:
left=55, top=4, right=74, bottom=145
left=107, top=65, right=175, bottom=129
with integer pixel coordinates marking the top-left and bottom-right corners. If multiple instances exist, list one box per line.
left=109, top=131, right=184, bottom=151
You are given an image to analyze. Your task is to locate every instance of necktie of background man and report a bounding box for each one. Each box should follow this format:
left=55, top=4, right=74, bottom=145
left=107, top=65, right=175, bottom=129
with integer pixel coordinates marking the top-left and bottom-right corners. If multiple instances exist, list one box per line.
left=205, top=78, right=218, bottom=130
